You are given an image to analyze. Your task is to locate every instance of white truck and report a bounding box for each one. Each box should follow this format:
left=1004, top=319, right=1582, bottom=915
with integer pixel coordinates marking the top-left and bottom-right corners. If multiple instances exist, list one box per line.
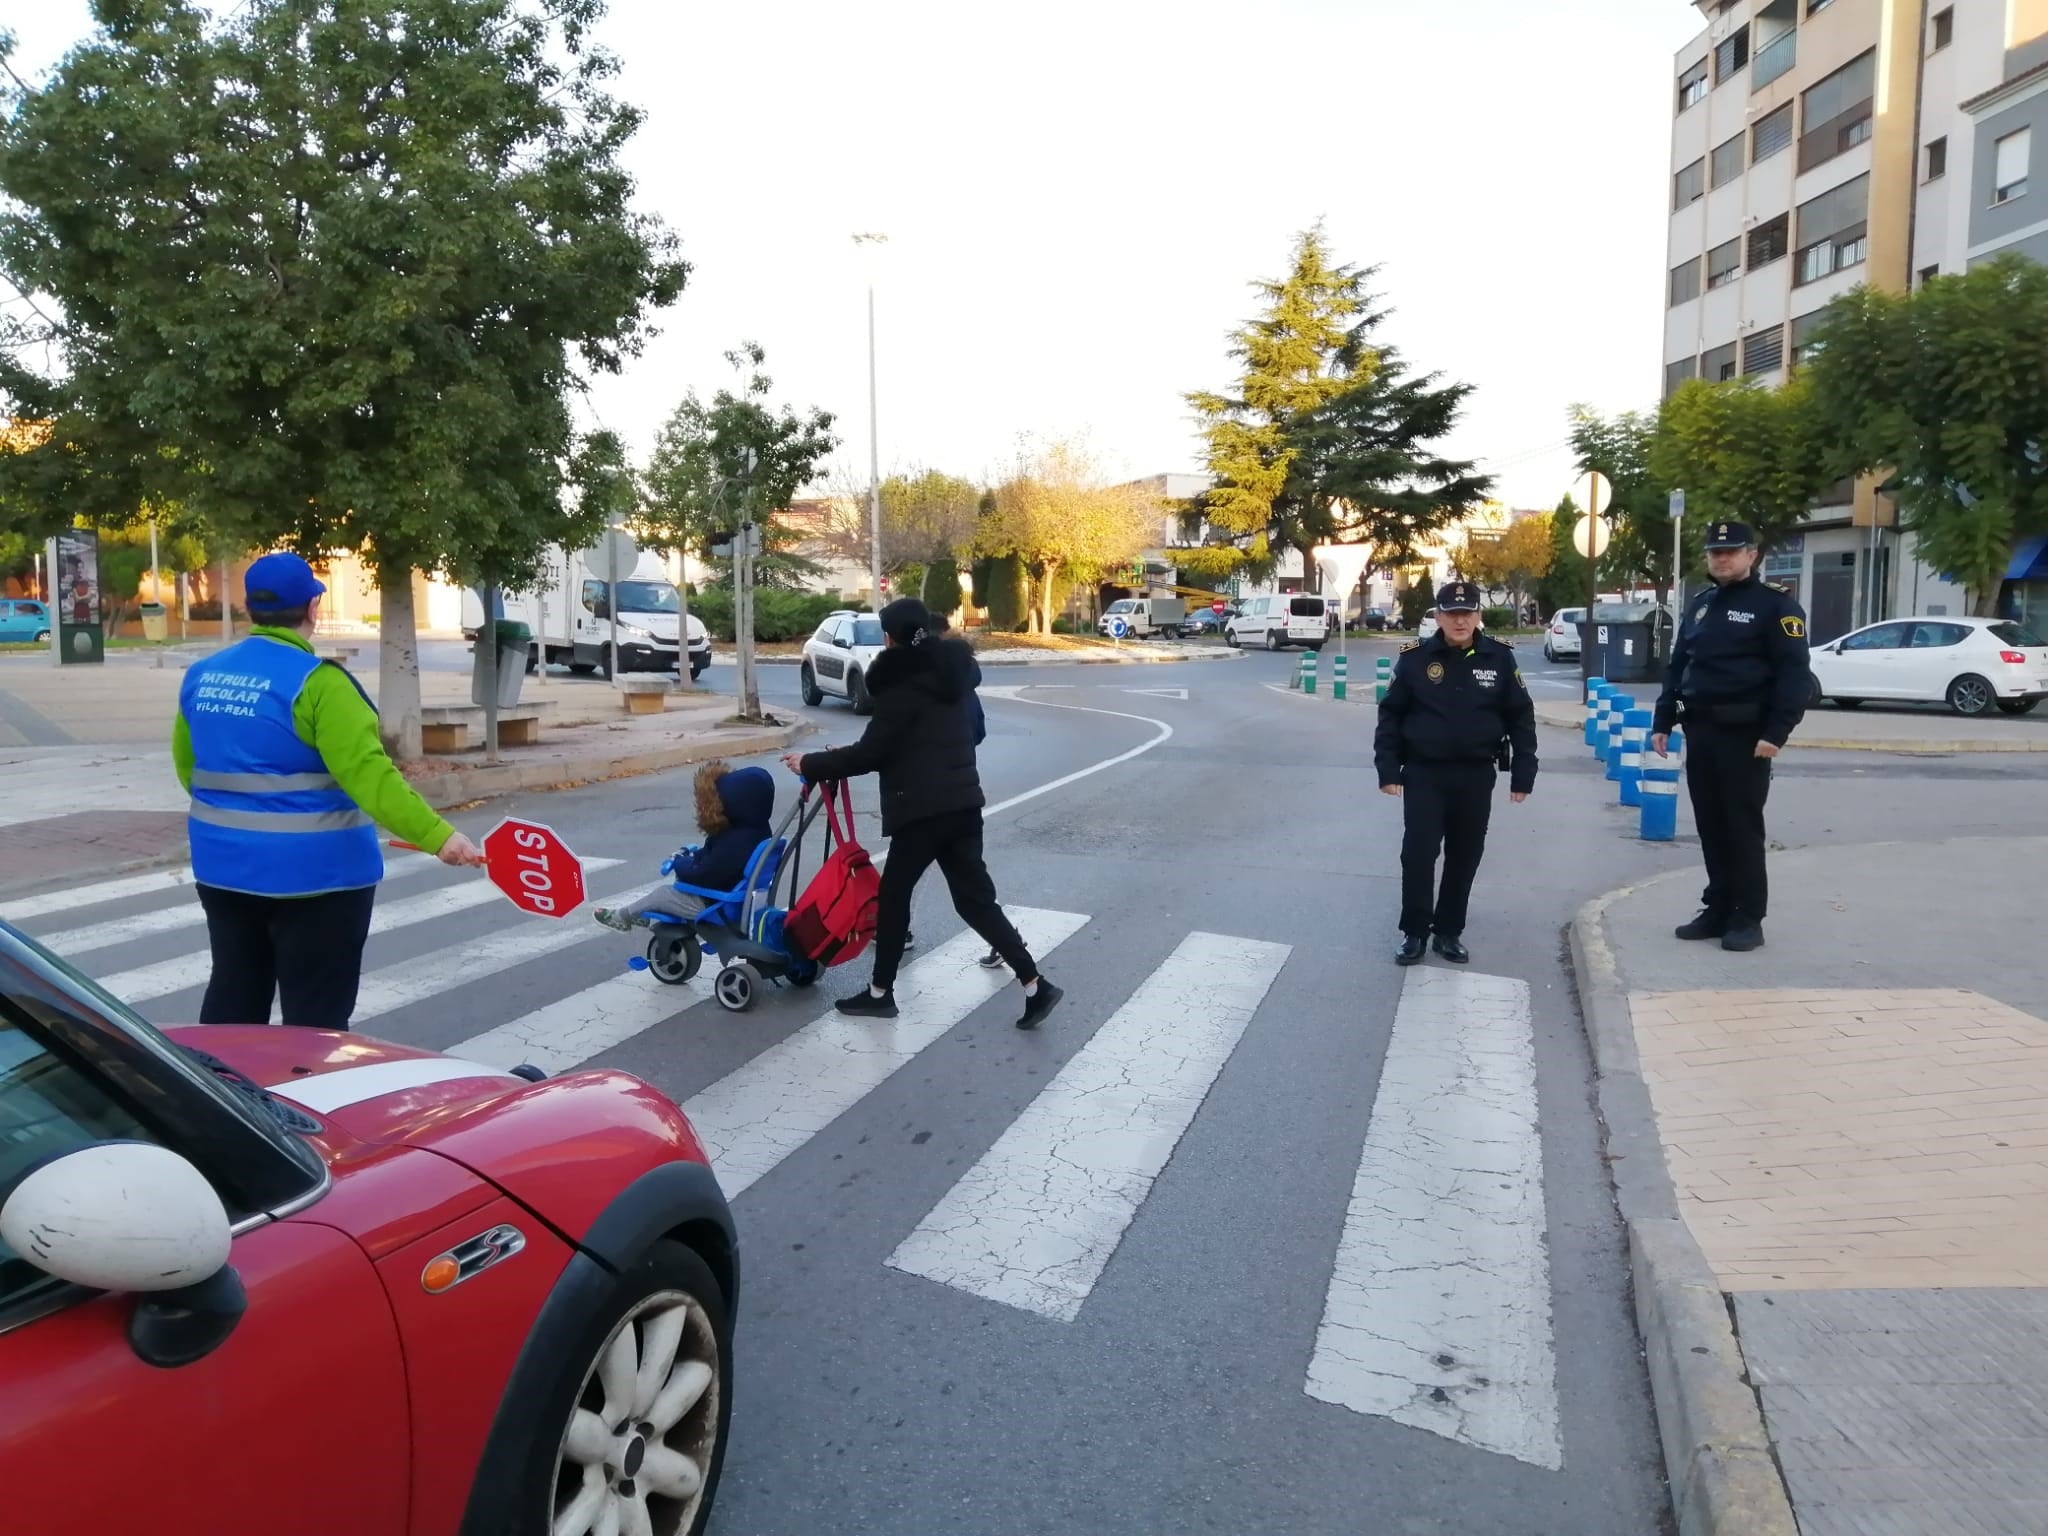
left=1098, top=595, right=1187, bottom=639
left=460, top=547, right=712, bottom=680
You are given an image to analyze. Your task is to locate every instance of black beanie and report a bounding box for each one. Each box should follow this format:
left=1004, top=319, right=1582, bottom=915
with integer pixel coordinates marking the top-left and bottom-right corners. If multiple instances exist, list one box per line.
left=878, top=596, right=933, bottom=646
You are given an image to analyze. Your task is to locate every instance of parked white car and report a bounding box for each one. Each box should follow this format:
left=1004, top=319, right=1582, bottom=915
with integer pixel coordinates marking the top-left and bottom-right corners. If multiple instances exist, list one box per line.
left=1809, top=616, right=2048, bottom=716
left=1227, top=594, right=1331, bottom=650
left=1543, top=607, right=1585, bottom=661
left=799, top=609, right=886, bottom=713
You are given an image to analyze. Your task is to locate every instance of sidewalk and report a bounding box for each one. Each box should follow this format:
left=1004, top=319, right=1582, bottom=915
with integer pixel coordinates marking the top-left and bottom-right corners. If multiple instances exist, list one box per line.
left=0, top=661, right=802, bottom=898
left=1535, top=696, right=2048, bottom=754
left=1573, top=837, right=2048, bottom=1536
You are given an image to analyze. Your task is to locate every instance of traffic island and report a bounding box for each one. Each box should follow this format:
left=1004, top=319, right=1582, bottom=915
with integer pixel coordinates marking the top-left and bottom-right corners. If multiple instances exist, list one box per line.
left=1534, top=697, right=2048, bottom=754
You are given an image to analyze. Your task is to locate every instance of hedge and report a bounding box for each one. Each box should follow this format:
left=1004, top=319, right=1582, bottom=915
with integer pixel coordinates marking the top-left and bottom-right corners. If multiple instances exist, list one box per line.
left=1481, top=606, right=1518, bottom=630
left=687, top=589, right=859, bottom=643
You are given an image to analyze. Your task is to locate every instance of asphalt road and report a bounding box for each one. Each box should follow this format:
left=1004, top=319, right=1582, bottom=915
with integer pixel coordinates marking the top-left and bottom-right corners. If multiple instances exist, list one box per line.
left=23, top=644, right=2048, bottom=1535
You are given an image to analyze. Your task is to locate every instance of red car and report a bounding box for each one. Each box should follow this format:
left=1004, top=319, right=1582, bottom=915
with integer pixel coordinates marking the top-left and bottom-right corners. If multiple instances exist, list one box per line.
left=0, top=921, right=736, bottom=1536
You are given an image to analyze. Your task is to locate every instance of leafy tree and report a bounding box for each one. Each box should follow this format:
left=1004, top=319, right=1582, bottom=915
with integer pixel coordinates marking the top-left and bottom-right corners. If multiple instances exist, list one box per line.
left=0, top=0, right=684, bottom=754
left=1805, top=255, right=2048, bottom=611
left=1538, top=495, right=1592, bottom=617
left=1498, top=515, right=1553, bottom=615
left=1186, top=227, right=1490, bottom=587
left=1568, top=407, right=1675, bottom=602
left=977, top=438, right=1149, bottom=633
left=640, top=344, right=839, bottom=593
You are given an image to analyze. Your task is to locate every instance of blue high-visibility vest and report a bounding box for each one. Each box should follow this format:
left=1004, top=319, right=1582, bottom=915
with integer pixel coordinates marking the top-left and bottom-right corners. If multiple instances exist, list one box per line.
left=180, top=638, right=383, bottom=896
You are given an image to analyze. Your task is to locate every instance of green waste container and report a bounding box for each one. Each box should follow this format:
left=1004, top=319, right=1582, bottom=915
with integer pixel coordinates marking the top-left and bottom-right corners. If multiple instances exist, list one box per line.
left=473, top=619, right=531, bottom=708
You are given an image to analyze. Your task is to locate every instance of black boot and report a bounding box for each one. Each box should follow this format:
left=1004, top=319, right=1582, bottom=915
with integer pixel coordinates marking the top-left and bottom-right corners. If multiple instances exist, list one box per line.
left=835, top=989, right=898, bottom=1018
left=1432, top=934, right=1470, bottom=964
left=1674, top=909, right=1727, bottom=942
left=1395, top=933, right=1428, bottom=966
left=1721, top=920, right=1765, bottom=952
left=1017, top=979, right=1064, bottom=1030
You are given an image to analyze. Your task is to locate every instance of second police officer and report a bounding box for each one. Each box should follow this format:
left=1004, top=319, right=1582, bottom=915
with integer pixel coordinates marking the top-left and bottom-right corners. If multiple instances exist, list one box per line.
left=1374, top=580, right=1538, bottom=966
left=1650, top=519, right=1811, bottom=954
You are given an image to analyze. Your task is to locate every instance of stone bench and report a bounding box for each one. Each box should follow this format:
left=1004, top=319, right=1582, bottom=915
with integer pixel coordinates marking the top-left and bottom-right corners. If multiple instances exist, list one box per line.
left=316, top=645, right=361, bottom=664
left=617, top=677, right=673, bottom=716
left=418, top=699, right=558, bottom=754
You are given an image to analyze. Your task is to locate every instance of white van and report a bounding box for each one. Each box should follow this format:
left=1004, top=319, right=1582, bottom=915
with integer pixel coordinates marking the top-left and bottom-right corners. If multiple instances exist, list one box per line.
left=1225, top=593, right=1331, bottom=651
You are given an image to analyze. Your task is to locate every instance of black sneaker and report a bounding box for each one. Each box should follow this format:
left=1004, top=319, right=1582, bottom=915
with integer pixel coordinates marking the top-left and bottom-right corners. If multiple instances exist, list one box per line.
left=1675, top=910, right=1727, bottom=942
left=1432, top=934, right=1470, bottom=965
left=1721, top=922, right=1766, bottom=953
left=1016, top=980, right=1064, bottom=1030
left=835, top=990, right=899, bottom=1018
left=904, top=930, right=916, bottom=951
left=1395, top=933, right=1428, bottom=966
left=979, top=948, right=1007, bottom=970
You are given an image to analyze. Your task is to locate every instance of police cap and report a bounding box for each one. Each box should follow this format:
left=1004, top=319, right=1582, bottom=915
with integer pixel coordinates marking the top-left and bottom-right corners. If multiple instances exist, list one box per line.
left=1704, top=519, right=1757, bottom=550
left=1433, top=580, right=1482, bottom=612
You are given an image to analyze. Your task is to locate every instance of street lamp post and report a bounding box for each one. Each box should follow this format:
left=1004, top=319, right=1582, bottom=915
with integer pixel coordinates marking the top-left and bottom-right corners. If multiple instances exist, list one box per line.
left=853, top=231, right=888, bottom=609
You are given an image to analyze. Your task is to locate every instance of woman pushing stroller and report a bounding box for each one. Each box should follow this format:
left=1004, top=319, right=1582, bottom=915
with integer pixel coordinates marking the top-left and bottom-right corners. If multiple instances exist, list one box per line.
left=783, top=597, right=1062, bottom=1029
left=593, top=760, right=776, bottom=931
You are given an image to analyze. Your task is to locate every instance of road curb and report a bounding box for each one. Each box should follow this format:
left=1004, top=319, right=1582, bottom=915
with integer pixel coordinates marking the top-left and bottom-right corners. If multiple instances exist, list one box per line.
left=1569, top=884, right=1800, bottom=1536
left=413, top=722, right=806, bottom=809
left=1533, top=707, right=2048, bottom=755
left=753, top=650, right=1247, bottom=668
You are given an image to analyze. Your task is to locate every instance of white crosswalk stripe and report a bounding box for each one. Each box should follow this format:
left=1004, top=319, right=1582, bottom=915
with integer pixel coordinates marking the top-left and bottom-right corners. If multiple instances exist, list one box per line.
left=0, top=865, right=202, bottom=923
left=451, top=970, right=713, bottom=1075
left=887, top=930, right=1289, bottom=1320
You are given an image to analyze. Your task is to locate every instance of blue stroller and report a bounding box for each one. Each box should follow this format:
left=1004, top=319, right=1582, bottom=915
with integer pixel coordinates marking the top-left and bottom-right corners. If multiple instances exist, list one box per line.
left=627, top=783, right=828, bottom=1012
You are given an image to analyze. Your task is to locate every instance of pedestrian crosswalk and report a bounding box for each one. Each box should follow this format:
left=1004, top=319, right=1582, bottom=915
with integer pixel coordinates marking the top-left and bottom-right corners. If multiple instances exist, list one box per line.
left=8, top=861, right=1566, bottom=1471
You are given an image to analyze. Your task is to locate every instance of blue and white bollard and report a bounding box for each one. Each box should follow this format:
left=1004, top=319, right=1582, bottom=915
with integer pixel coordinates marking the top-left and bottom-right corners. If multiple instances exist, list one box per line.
left=1583, top=680, right=1609, bottom=748
left=1639, top=762, right=1682, bottom=841
left=1598, top=690, right=1625, bottom=759
left=1618, top=708, right=1652, bottom=806
left=1604, top=695, right=1631, bottom=780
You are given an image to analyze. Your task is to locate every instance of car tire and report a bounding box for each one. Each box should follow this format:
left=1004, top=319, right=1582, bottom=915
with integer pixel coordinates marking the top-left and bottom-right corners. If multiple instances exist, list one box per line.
left=849, top=669, right=872, bottom=715
left=33, top=629, right=50, bottom=644
left=1947, top=674, right=1994, bottom=717
left=1223, top=627, right=1239, bottom=649
left=1996, top=697, right=2040, bottom=715
left=646, top=931, right=702, bottom=986
left=1833, top=697, right=1864, bottom=708
left=532, top=1239, right=732, bottom=1536
left=1543, top=642, right=1556, bottom=662
left=1264, top=628, right=1281, bottom=652
left=569, top=662, right=597, bottom=677
left=799, top=663, right=823, bottom=707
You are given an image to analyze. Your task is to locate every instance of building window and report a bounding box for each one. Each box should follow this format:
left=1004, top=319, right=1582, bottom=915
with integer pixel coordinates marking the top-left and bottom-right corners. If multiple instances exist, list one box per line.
left=1678, top=59, right=1710, bottom=112
left=1747, top=213, right=1791, bottom=268
left=1702, top=342, right=1738, bottom=382
left=1799, top=50, right=1876, bottom=174
left=1925, top=136, right=1948, bottom=181
left=1918, top=264, right=1940, bottom=287
left=1665, top=356, right=1700, bottom=398
left=1754, top=12, right=1798, bottom=91
left=1751, top=104, right=1794, bottom=164
left=1711, top=134, right=1746, bottom=189
left=1715, top=29, right=1751, bottom=83
left=1670, top=256, right=1703, bottom=307
left=1794, top=173, right=1869, bottom=286
left=1932, top=6, right=1954, bottom=51
left=1996, top=128, right=2031, bottom=204
left=1674, top=158, right=1707, bottom=208
left=1789, top=309, right=1829, bottom=368
left=1743, top=327, right=1786, bottom=376
left=1809, top=0, right=1836, bottom=12
left=1708, top=238, right=1742, bottom=288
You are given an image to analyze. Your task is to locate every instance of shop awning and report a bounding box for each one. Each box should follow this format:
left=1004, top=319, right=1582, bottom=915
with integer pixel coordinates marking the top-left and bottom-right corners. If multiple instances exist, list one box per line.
left=2007, top=534, right=2048, bottom=581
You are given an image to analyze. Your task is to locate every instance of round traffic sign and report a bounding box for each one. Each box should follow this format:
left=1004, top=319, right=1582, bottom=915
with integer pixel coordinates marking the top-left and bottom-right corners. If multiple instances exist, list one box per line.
left=1580, top=471, right=1613, bottom=520
left=1108, top=616, right=1129, bottom=639
left=578, top=527, right=637, bottom=578
left=483, top=817, right=586, bottom=919
left=1211, top=601, right=1227, bottom=615
left=1572, top=512, right=1612, bottom=561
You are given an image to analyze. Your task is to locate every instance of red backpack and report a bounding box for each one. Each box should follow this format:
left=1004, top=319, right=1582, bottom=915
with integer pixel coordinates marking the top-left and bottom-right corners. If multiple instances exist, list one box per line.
left=783, top=781, right=880, bottom=967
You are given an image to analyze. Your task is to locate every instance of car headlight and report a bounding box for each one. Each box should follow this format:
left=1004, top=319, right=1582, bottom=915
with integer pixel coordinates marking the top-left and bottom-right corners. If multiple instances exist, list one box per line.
left=617, top=623, right=652, bottom=642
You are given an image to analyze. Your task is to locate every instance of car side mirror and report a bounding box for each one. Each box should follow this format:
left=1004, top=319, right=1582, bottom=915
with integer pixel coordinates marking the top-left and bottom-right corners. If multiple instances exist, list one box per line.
left=1, top=1141, right=247, bottom=1367
left=834, top=636, right=852, bottom=649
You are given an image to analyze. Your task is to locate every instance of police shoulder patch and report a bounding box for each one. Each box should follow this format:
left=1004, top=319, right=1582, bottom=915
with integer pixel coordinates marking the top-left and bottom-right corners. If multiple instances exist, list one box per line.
left=1764, top=580, right=1790, bottom=593
left=1399, top=640, right=1420, bottom=653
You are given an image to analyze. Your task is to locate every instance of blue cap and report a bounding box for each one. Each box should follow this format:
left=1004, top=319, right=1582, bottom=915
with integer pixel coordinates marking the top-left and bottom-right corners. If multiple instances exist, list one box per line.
left=242, top=552, right=326, bottom=613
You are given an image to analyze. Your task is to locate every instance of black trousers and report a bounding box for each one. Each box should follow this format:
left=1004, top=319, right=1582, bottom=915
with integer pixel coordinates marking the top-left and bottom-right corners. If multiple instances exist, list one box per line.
left=1399, top=759, right=1496, bottom=938
left=196, top=883, right=379, bottom=1030
left=1682, top=718, right=1773, bottom=922
left=871, top=808, right=1034, bottom=991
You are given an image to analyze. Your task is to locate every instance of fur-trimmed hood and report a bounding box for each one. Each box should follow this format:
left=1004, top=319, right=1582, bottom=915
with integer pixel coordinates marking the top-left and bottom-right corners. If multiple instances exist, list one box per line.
left=864, top=635, right=979, bottom=704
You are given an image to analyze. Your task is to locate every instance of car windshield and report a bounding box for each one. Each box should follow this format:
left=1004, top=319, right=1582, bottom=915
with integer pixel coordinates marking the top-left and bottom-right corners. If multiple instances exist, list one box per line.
left=1108, top=600, right=1136, bottom=613
left=1989, top=621, right=2046, bottom=647
left=852, top=618, right=883, bottom=646
left=614, top=581, right=679, bottom=615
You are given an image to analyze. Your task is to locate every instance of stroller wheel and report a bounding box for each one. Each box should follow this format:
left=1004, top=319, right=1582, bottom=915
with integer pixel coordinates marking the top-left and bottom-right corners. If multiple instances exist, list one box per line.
left=647, top=930, right=702, bottom=985
left=789, top=961, right=819, bottom=989
left=714, top=961, right=760, bottom=1013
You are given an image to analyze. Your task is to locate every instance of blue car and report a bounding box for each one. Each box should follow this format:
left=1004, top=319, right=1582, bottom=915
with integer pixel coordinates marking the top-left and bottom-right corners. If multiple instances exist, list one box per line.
left=0, top=600, right=50, bottom=644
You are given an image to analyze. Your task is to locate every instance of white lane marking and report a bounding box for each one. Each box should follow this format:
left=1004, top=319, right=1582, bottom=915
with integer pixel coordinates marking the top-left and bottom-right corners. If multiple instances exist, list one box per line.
left=450, top=969, right=713, bottom=1075
left=1119, top=687, right=1188, bottom=700
left=35, top=857, right=439, bottom=956
left=1305, top=967, right=1562, bottom=1470
left=683, top=909, right=1089, bottom=1200
left=979, top=698, right=1172, bottom=818
left=887, top=931, right=1289, bottom=1321
left=269, top=1055, right=518, bottom=1113
left=0, top=866, right=201, bottom=923
left=94, top=858, right=624, bottom=1006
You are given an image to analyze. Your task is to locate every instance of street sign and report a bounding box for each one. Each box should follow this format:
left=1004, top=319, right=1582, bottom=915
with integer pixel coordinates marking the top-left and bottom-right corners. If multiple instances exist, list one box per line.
left=1572, top=513, right=1612, bottom=560
left=1581, top=471, right=1612, bottom=520
left=483, top=817, right=586, bottom=919
left=1107, top=616, right=1129, bottom=640
left=1210, top=600, right=1227, bottom=615
left=1668, top=489, right=1686, bottom=521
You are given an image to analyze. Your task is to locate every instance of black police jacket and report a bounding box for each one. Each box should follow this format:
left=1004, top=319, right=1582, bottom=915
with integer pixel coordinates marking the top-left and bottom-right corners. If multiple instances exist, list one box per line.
left=1652, top=574, right=1811, bottom=746
left=1374, top=632, right=1539, bottom=794
left=798, top=637, right=985, bottom=837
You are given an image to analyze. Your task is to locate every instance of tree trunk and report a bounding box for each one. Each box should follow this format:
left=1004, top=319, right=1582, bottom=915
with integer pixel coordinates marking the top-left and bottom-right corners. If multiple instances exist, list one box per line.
left=1297, top=541, right=1318, bottom=593
left=1040, top=560, right=1061, bottom=633
left=378, top=567, right=423, bottom=762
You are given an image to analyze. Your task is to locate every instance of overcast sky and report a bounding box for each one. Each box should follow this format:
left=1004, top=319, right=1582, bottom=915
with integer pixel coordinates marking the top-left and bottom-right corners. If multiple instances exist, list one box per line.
left=9, top=0, right=1702, bottom=510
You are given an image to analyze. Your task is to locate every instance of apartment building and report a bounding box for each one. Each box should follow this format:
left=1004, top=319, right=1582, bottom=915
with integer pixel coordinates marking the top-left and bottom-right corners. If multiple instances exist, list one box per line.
left=1664, top=0, right=2048, bottom=639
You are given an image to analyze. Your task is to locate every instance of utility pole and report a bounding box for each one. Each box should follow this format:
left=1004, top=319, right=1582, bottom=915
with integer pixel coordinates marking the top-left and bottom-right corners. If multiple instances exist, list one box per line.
left=732, top=450, right=762, bottom=720
left=854, top=231, right=888, bottom=609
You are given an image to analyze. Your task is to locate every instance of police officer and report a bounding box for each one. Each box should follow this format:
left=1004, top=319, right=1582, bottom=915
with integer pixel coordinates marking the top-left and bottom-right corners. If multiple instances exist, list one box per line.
left=1651, top=519, right=1811, bottom=953
left=175, top=552, right=485, bottom=1029
left=1374, top=580, right=1538, bottom=965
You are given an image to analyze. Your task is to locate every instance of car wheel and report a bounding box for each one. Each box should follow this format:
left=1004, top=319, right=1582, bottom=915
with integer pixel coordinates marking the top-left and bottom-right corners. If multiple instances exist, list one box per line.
left=545, top=1240, right=731, bottom=1536
left=1543, top=642, right=1557, bottom=662
left=646, top=931, right=702, bottom=986
left=1996, top=697, right=2040, bottom=715
left=849, top=669, right=872, bottom=715
left=799, top=662, right=823, bottom=707
left=33, top=628, right=49, bottom=644
left=1808, top=674, right=1824, bottom=707
left=1264, top=628, right=1281, bottom=651
left=569, top=663, right=597, bottom=677
left=1223, top=627, right=1239, bottom=649
left=714, top=961, right=759, bottom=1013
left=1833, top=697, right=1864, bottom=709
left=1947, top=674, right=1994, bottom=717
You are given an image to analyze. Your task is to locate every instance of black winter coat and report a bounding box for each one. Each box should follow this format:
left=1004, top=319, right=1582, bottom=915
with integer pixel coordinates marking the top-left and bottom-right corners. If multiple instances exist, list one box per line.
left=798, top=637, right=984, bottom=836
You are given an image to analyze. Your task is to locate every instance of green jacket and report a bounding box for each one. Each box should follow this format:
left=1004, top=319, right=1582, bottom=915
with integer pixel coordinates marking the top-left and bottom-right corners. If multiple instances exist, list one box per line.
left=173, top=629, right=454, bottom=858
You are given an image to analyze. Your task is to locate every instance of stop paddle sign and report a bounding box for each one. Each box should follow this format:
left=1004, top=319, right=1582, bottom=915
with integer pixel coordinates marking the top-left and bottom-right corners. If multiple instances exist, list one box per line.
left=482, top=817, right=586, bottom=919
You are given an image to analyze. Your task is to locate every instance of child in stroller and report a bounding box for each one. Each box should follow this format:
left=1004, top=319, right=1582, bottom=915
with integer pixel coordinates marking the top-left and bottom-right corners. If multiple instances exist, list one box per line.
left=593, top=760, right=775, bottom=932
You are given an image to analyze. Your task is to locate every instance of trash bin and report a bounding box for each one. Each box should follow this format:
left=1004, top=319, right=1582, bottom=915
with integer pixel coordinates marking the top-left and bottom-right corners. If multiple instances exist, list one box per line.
left=139, top=602, right=169, bottom=643
left=1579, top=602, right=1667, bottom=686
left=472, top=619, right=531, bottom=708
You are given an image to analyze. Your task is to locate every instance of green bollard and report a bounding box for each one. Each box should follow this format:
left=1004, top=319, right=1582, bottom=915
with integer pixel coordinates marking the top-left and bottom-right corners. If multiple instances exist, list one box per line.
left=1299, top=650, right=1317, bottom=694
left=1332, top=653, right=1349, bottom=701
left=1375, top=656, right=1393, bottom=702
